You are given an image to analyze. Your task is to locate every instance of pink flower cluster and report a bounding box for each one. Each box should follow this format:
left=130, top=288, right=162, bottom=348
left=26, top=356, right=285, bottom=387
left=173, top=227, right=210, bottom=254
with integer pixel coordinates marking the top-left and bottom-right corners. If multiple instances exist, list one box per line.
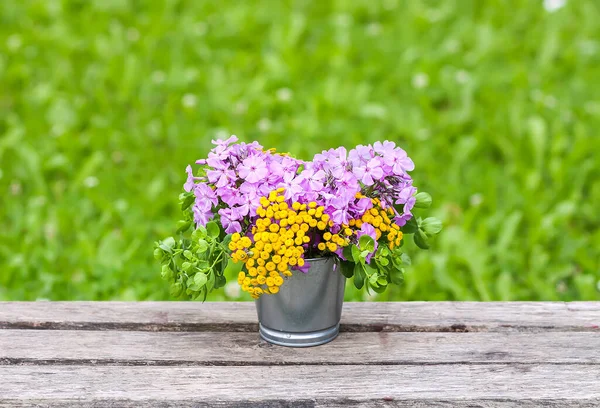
left=184, top=136, right=417, bottom=235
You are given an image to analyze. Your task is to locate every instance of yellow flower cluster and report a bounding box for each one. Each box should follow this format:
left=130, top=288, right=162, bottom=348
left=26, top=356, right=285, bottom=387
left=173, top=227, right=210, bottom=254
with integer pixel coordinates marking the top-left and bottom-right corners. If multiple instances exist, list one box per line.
left=232, top=188, right=328, bottom=299
left=229, top=190, right=404, bottom=298
left=347, top=195, right=403, bottom=250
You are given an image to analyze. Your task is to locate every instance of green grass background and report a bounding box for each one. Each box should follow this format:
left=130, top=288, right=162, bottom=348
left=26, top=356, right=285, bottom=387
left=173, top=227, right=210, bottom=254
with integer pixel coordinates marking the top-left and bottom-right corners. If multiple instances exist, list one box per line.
left=1, top=0, right=599, bottom=301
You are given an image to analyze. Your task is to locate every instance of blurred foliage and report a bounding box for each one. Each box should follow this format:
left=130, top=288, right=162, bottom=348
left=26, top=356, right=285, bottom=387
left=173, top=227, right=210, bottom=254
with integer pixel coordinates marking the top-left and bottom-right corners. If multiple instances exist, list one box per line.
left=1, top=0, right=599, bottom=301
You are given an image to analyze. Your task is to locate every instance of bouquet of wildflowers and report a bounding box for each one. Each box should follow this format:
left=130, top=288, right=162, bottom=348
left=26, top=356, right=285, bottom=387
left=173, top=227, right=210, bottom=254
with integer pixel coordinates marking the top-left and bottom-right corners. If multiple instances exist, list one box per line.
left=155, top=136, right=441, bottom=300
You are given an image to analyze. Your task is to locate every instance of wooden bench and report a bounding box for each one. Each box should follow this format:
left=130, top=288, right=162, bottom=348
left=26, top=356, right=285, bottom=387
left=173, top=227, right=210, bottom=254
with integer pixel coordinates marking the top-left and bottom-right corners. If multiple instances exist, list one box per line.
left=1, top=302, right=599, bottom=406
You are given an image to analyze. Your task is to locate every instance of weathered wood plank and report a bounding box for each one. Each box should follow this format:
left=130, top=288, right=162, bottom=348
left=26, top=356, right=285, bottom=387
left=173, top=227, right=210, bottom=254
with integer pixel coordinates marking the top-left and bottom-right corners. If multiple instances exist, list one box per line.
left=1, top=302, right=598, bottom=332
left=3, top=402, right=600, bottom=408
left=1, top=330, right=599, bottom=366
left=0, top=365, right=599, bottom=406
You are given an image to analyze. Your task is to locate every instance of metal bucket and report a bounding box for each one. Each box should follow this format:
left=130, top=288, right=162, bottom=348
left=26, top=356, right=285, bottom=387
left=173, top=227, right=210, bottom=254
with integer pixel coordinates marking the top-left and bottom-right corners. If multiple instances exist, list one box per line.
left=255, top=257, right=346, bottom=347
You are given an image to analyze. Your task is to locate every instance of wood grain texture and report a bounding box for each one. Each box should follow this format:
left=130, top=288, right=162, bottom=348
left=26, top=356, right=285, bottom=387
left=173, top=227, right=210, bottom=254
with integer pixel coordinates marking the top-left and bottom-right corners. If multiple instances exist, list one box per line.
left=1, top=330, right=599, bottom=366
left=3, top=402, right=600, bottom=408
left=2, top=302, right=599, bottom=406
left=1, top=301, right=599, bottom=332
left=1, top=365, right=599, bottom=406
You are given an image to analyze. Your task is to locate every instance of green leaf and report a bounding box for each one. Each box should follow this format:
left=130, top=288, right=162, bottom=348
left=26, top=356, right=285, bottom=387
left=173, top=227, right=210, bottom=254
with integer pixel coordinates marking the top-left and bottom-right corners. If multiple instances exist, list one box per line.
left=183, top=250, right=193, bottom=260
left=176, top=220, right=192, bottom=234
left=401, top=217, right=418, bottom=234
left=390, top=268, right=405, bottom=285
left=353, top=263, right=366, bottom=289
left=194, top=272, right=208, bottom=288
left=197, top=239, right=209, bottom=254
left=376, top=245, right=390, bottom=257
left=181, top=261, right=193, bottom=272
left=421, top=217, right=442, bottom=236
left=158, top=237, right=176, bottom=254
left=191, top=226, right=207, bottom=241
left=160, top=264, right=174, bottom=281
left=351, top=245, right=361, bottom=263
left=371, top=283, right=388, bottom=293
left=222, top=234, right=232, bottom=249
left=363, top=263, right=378, bottom=276
left=339, top=260, right=355, bottom=278
left=214, top=274, right=227, bottom=289
left=180, top=192, right=195, bottom=211
left=170, top=282, right=183, bottom=297
left=343, top=245, right=356, bottom=262
left=153, top=247, right=163, bottom=260
left=206, top=221, right=220, bottom=239
left=401, top=253, right=412, bottom=266
left=414, top=192, right=432, bottom=209
left=369, top=273, right=379, bottom=285
left=206, top=272, right=216, bottom=292
left=359, top=235, right=375, bottom=252
left=414, top=229, right=430, bottom=249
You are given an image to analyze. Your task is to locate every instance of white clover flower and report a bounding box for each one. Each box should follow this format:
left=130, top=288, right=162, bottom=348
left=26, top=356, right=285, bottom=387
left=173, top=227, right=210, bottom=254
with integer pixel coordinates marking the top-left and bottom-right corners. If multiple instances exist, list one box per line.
left=412, top=73, right=429, bottom=89
left=84, top=176, right=99, bottom=188
left=224, top=282, right=241, bottom=299
left=276, top=88, right=293, bottom=102
left=543, top=0, right=566, bottom=12
left=181, top=93, right=198, bottom=109
left=257, top=118, right=272, bottom=132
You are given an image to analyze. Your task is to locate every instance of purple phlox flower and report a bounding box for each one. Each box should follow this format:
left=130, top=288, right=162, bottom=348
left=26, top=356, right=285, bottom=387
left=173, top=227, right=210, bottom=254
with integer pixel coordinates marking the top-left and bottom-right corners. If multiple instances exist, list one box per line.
left=193, top=206, right=214, bottom=226
left=239, top=182, right=261, bottom=215
left=218, top=208, right=242, bottom=234
left=206, top=162, right=236, bottom=188
left=292, top=262, right=310, bottom=274
left=373, top=140, right=396, bottom=155
left=384, top=147, right=415, bottom=175
left=192, top=183, right=218, bottom=226
left=211, top=135, right=239, bottom=154
left=356, top=223, right=379, bottom=263
left=232, top=204, right=249, bottom=218
left=279, top=178, right=304, bottom=202
left=314, top=147, right=350, bottom=178
left=395, top=186, right=417, bottom=207
left=350, top=197, right=373, bottom=217
left=256, top=182, right=276, bottom=198
left=328, top=149, right=350, bottom=178
left=233, top=141, right=263, bottom=163
left=333, top=171, right=360, bottom=199
left=184, top=165, right=198, bottom=192
left=239, top=181, right=260, bottom=200
left=348, top=144, right=374, bottom=168
left=393, top=186, right=417, bottom=226
left=194, top=183, right=219, bottom=211
left=310, top=169, right=328, bottom=191
left=353, top=157, right=384, bottom=186
left=330, top=196, right=352, bottom=225
left=217, top=186, right=244, bottom=207
left=238, top=154, right=268, bottom=184
left=276, top=156, right=302, bottom=182
left=296, top=168, right=327, bottom=193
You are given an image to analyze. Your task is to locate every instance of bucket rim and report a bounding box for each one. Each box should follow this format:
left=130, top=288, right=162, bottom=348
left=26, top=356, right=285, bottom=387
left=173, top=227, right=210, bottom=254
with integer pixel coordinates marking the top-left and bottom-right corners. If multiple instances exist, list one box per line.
left=304, top=256, right=337, bottom=263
